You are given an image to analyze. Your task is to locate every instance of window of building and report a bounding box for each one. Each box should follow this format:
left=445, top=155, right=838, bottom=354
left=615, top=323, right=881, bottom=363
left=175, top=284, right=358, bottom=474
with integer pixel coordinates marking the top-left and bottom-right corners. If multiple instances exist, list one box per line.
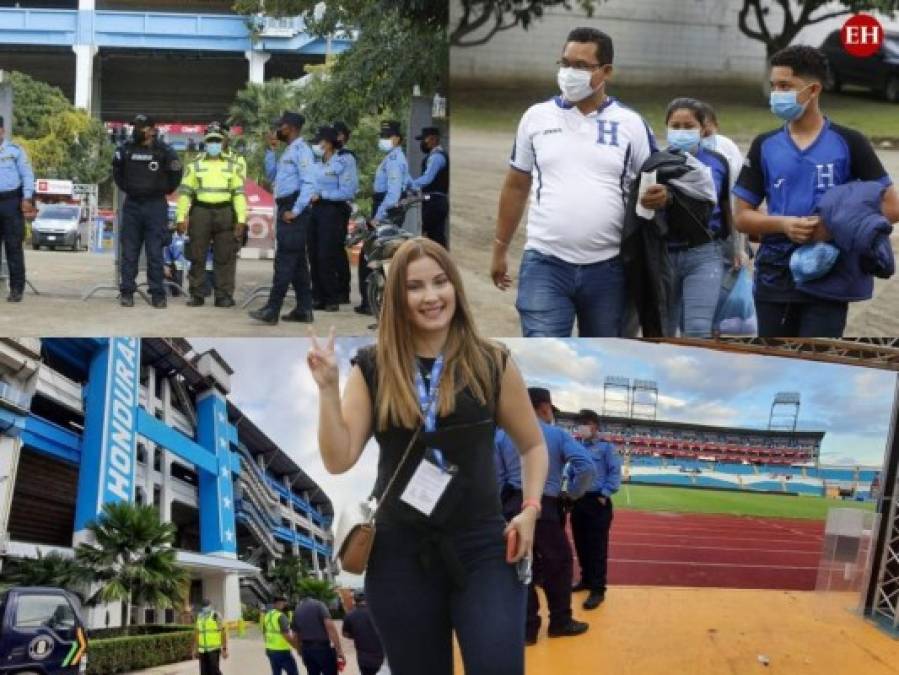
left=136, top=442, right=147, bottom=464
left=154, top=448, right=162, bottom=473
left=153, top=486, right=162, bottom=509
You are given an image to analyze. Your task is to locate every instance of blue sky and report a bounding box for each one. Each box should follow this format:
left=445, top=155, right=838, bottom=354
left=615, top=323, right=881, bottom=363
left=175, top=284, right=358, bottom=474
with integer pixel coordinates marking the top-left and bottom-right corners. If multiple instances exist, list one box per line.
left=190, top=338, right=897, bottom=524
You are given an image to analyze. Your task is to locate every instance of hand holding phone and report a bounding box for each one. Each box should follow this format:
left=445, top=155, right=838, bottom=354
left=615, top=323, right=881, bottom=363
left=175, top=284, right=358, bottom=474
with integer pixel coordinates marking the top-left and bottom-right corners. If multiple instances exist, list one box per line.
left=506, top=528, right=518, bottom=563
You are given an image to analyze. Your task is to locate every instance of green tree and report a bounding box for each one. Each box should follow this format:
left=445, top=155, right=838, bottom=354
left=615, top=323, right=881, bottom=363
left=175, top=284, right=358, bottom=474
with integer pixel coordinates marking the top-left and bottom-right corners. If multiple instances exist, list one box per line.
left=264, top=555, right=307, bottom=605
left=451, top=0, right=602, bottom=46
left=75, top=502, right=187, bottom=630
left=296, top=577, right=338, bottom=604
left=6, top=71, right=71, bottom=138
left=736, top=0, right=899, bottom=58
left=0, top=550, right=91, bottom=602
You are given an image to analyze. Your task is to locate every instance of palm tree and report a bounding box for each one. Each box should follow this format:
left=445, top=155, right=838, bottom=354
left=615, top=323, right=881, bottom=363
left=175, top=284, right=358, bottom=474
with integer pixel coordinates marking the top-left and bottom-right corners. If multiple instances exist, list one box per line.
left=265, top=555, right=308, bottom=605
left=1, top=550, right=91, bottom=602
left=297, top=577, right=338, bottom=605
left=74, top=502, right=187, bottom=630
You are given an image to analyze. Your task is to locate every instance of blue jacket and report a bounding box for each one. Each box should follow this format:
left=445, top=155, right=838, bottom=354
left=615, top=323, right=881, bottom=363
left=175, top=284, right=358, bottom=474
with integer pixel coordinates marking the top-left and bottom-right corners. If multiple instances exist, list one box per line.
left=798, top=181, right=894, bottom=302
left=571, top=438, right=622, bottom=497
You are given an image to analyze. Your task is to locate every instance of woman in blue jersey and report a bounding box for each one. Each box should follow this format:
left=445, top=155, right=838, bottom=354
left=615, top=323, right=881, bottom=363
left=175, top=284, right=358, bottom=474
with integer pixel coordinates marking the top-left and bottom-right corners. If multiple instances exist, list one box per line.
left=662, top=97, right=733, bottom=337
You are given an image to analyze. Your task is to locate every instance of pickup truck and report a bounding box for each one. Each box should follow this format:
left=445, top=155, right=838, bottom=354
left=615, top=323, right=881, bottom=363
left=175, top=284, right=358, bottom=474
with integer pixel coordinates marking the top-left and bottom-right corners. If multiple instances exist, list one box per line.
left=0, top=587, right=88, bottom=674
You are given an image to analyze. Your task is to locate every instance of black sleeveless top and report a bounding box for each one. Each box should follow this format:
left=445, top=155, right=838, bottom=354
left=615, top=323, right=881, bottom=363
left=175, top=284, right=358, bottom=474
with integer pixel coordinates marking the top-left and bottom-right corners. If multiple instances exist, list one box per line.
left=351, top=345, right=506, bottom=532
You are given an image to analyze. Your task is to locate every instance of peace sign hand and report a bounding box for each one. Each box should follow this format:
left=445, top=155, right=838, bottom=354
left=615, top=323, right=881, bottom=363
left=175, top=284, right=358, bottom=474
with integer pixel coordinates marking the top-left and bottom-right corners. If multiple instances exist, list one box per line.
left=307, top=327, right=339, bottom=391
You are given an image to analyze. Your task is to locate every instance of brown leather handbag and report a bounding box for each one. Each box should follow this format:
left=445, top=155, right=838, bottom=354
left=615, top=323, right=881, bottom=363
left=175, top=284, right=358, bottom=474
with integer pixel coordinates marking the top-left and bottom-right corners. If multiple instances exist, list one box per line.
left=334, top=426, right=422, bottom=574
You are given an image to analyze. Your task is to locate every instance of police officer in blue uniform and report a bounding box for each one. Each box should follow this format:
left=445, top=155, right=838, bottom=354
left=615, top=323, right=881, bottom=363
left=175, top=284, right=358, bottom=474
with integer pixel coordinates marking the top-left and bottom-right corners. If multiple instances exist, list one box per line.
left=0, top=115, right=35, bottom=303
left=569, top=409, right=621, bottom=610
left=495, top=387, right=594, bottom=644
left=332, top=121, right=356, bottom=305
left=308, top=125, right=358, bottom=313
left=112, top=114, right=183, bottom=308
left=250, top=111, right=316, bottom=325
left=355, top=120, right=409, bottom=316
left=410, top=126, right=449, bottom=249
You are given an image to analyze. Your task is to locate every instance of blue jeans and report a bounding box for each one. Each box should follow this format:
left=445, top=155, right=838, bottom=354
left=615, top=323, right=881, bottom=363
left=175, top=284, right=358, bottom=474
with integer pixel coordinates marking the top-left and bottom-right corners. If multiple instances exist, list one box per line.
left=365, top=518, right=526, bottom=675
left=266, top=650, right=299, bottom=675
left=667, top=241, right=725, bottom=337
left=755, top=298, right=848, bottom=337
left=516, top=249, right=626, bottom=337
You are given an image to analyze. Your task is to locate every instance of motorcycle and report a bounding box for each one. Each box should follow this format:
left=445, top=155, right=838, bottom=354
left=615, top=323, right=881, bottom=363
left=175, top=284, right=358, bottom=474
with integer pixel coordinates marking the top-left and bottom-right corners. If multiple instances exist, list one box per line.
left=346, top=193, right=429, bottom=318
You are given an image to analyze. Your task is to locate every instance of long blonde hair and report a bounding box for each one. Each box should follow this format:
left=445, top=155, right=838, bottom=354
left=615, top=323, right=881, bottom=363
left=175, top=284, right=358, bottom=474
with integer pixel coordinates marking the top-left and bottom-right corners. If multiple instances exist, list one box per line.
left=375, top=238, right=504, bottom=431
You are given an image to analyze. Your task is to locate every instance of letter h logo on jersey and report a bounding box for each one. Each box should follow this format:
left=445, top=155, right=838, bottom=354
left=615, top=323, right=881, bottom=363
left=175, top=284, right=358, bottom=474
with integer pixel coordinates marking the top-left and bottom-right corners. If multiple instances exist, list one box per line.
left=596, top=120, right=620, bottom=147
left=816, top=163, right=836, bottom=190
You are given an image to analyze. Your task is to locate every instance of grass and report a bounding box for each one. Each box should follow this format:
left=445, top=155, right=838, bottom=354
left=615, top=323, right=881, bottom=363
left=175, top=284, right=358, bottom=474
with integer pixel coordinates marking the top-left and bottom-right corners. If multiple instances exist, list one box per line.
left=618, top=483, right=876, bottom=520
left=452, top=83, right=899, bottom=143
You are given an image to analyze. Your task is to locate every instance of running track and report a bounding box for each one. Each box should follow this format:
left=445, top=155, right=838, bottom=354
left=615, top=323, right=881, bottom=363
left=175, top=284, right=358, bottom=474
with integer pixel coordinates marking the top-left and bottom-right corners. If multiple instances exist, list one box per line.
left=570, top=510, right=826, bottom=591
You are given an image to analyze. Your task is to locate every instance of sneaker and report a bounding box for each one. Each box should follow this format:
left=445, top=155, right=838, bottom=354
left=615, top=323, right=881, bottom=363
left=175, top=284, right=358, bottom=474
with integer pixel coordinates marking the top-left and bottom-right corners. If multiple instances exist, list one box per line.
left=249, top=307, right=279, bottom=325
left=151, top=296, right=167, bottom=309
left=547, top=620, right=589, bottom=638
left=281, top=310, right=315, bottom=323
left=583, top=592, right=605, bottom=610
left=6, top=289, right=23, bottom=303
left=214, top=296, right=235, bottom=308
left=186, top=296, right=205, bottom=307
left=120, top=294, right=134, bottom=307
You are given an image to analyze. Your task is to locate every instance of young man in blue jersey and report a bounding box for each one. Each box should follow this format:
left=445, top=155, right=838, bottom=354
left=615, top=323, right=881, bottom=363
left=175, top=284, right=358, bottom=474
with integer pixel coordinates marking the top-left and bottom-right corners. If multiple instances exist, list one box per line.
left=734, top=45, right=899, bottom=337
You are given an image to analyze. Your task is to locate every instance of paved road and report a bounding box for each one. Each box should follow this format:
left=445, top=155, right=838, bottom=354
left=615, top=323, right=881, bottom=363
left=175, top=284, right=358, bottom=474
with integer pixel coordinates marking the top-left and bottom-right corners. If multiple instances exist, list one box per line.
left=450, top=126, right=899, bottom=337
left=124, top=624, right=387, bottom=675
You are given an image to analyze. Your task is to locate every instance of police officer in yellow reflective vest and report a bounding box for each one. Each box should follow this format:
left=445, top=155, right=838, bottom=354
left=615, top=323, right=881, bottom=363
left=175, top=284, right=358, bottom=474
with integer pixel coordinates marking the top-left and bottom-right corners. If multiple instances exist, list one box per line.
left=192, top=599, right=228, bottom=675
left=175, top=122, right=247, bottom=307
left=264, top=595, right=300, bottom=675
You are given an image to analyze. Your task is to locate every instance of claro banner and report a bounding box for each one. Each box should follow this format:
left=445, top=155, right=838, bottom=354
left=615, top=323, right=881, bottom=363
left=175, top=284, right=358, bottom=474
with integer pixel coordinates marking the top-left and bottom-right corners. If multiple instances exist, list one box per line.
left=74, top=337, right=141, bottom=533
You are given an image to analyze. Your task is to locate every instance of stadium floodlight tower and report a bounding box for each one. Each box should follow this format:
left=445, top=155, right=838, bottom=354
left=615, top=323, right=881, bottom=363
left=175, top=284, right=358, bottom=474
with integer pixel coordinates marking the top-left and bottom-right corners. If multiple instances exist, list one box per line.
left=630, top=379, right=658, bottom=420
left=603, top=376, right=631, bottom=418
left=768, top=392, right=800, bottom=432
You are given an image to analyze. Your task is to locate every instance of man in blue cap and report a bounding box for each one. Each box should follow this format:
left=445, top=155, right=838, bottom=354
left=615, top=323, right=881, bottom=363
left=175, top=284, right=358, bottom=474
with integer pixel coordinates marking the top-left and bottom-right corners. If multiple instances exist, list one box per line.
left=251, top=111, right=316, bottom=324
left=410, top=125, right=449, bottom=249
left=0, top=114, right=35, bottom=303
left=569, top=408, right=621, bottom=610
left=495, top=386, right=595, bottom=644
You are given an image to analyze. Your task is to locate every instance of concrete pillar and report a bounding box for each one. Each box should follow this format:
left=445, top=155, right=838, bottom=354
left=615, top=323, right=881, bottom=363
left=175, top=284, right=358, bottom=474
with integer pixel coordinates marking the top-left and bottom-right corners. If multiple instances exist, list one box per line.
left=72, top=45, right=98, bottom=113
left=245, top=50, right=271, bottom=84
left=203, top=572, right=241, bottom=623
left=195, top=391, right=237, bottom=557
left=159, top=377, right=173, bottom=523
left=0, top=435, right=22, bottom=544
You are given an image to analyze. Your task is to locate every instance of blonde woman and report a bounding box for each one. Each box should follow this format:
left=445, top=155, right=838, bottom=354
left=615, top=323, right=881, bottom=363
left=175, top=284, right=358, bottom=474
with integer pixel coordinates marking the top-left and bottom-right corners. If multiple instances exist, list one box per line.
left=308, top=238, right=548, bottom=675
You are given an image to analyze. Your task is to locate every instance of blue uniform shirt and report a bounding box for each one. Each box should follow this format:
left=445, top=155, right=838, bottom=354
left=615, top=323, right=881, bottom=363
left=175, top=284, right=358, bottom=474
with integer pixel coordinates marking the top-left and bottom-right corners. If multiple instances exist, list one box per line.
left=494, top=421, right=596, bottom=499
left=314, top=152, right=359, bottom=202
left=410, top=148, right=448, bottom=191
left=574, top=438, right=622, bottom=497
left=0, top=139, right=35, bottom=199
left=265, top=138, right=316, bottom=215
left=734, top=119, right=892, bottom=301
left=373, top=146, right=409, bottom=220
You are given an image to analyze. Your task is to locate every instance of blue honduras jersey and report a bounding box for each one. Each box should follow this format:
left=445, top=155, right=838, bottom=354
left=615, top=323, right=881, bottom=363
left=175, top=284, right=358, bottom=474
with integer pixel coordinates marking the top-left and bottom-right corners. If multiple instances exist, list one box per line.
left=734, top=119, right=891, bottom=302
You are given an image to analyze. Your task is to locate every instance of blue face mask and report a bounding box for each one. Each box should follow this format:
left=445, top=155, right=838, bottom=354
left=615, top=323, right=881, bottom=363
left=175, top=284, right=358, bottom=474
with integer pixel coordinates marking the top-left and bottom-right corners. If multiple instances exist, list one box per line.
left=312, top=144, right=325, bottom=158
left=769, top=86, right=810, bottom=121
left=206, top=142, right=222, bottom=157
left=378, top=138, right=394, bottom=153
left=700, top=135, right=717, bottom=151
left=667, top=128, right=701, bottom=153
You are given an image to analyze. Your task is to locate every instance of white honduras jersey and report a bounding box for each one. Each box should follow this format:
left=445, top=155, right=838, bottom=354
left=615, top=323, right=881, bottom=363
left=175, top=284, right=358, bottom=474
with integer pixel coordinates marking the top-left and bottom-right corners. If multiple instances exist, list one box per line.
left=511, top=96, right=657, bottom=265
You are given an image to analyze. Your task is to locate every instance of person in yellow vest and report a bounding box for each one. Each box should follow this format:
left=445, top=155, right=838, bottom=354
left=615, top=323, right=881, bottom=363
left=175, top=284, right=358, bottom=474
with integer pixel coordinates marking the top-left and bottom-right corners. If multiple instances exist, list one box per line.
left=175, top=122, right=247, bottom=308
left=192, top=599, right=228, bottom=675
left=263, top=595, right=301, bottom=675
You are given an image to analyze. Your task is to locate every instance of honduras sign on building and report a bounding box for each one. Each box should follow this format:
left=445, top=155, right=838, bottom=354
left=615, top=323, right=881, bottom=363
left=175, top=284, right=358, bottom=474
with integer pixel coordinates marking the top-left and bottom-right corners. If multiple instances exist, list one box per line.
left=75, top=337, right=141, bottom=532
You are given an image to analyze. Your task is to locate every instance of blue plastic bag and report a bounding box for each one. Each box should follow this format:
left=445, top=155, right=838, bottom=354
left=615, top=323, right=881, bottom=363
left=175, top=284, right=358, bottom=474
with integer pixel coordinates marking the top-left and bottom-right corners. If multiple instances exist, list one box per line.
left=790, top=242, right=840, bottom=284
left=713, top=267, right=757, bottom=336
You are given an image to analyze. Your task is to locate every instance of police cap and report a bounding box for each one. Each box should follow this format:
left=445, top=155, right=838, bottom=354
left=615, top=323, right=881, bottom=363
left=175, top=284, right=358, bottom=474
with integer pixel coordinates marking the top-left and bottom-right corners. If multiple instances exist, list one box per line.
left=132, top=113, right=155, bottom=128
left=379, top=120, right=402, bottom=139
left=312, top=125, right=338, bottom=145
left=414, top=126, right=441, bottom=140
left=205, top=122, right=225, bottom=141
left=276, top=111, right=305, bottom=130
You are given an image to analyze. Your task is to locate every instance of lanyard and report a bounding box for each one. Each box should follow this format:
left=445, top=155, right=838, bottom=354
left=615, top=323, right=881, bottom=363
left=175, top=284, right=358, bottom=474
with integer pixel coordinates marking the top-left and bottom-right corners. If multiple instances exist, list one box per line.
left=414, top=354, right=447, bottom=469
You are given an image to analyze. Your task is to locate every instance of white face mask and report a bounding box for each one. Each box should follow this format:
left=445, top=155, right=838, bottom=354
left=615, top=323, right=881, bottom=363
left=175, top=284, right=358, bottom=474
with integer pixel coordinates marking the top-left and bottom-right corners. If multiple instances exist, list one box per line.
left=557, top=67, right=598, bottom=103
left=378, top=138, right=394, bottom=153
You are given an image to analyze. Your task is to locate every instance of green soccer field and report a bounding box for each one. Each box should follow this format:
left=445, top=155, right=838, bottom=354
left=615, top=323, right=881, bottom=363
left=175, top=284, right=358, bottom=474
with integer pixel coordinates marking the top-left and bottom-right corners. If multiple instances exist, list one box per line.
left=617, top=483, right=876, bottom=520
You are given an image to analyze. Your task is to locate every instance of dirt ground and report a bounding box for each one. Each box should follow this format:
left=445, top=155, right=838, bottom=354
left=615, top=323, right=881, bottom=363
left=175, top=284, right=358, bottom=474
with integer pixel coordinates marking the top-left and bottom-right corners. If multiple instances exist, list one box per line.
left=450, top=127, right=899, bottom=337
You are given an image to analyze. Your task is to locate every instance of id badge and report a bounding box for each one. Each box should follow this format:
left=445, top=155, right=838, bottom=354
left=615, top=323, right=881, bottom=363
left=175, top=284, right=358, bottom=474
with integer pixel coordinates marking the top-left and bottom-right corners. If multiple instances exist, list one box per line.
left=399, top=450, right=456, bottom=517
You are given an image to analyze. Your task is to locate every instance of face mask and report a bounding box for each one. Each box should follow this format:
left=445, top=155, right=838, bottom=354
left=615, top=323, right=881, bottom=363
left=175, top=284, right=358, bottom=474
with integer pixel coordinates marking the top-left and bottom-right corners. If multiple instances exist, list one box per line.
left=205, top=142, right=222, bottom=157
left=769, top=85, right=811, bottom=121
left=700, top=135, right=717, bottom=151
left=557, top=67, right=599, bottom=103
left=667, top=128, right=701, bottom=153
left=419, top=141, right=430, bottom=154
left=312, top=144, right=325, bottom=158
left=378, top=138, right=393, bottom=153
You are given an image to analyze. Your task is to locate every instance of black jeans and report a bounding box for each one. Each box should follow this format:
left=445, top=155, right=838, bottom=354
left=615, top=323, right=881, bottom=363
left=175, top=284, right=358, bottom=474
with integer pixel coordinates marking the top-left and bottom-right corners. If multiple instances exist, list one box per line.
left=0, top=195, right=25, bottom=292
left=571, top=494, right=614, bottom=594
left=309, top=201, right=348, bottom=306
left=198, top=649, right=222, bottom=675
left=422, top=194, right=449, bottom=250
left=755, top=298, right=848, bottom=337
left=267, top=204, right=312, bottom=313
left=300, top=644, right=337, bottom=675
left=119, top=196, right=168, bottom=297
left=365, top=518, right=526, bottom=675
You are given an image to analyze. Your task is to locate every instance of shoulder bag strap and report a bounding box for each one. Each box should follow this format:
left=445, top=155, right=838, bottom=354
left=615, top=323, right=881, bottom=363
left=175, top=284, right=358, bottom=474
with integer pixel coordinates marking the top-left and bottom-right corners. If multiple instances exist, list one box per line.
left=371, top=424, right=423, bottom=519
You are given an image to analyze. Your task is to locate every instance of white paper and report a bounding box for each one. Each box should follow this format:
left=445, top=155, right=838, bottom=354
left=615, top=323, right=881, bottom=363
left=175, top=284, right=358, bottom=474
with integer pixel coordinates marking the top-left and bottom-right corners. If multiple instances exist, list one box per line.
left=635, top=170, right=658, bottom=219
left=399, top=459, right=452, bottom=516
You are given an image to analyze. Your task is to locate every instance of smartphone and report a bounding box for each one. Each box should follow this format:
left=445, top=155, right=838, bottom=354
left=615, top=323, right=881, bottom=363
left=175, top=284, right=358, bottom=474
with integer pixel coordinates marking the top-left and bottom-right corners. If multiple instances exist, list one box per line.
left=517, top=555, right=533, bottom=585
left=505, top=529, right=518, bottom=563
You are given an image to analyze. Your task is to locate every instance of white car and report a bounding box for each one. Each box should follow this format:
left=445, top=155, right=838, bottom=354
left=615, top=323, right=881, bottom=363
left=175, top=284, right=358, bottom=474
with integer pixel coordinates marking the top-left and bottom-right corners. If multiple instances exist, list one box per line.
left=31, top=204, right=89, bottom=251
